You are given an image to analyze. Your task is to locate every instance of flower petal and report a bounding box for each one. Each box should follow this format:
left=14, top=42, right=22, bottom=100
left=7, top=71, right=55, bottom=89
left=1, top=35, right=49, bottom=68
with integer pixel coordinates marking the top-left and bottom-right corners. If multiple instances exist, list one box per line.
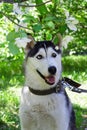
left=64, top=9, right=69, bottom=18
left=62, top=36, right=73, bottom=48
left=15, top=37, right=31, bottom=48
left=67, top=23, right=77, bottom=31
left=13, top=3, right=24, bottom=15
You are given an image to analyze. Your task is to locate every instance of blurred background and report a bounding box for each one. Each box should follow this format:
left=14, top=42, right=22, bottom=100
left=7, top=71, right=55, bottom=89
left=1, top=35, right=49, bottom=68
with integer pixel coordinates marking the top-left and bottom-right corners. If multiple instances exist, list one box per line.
left=0, top=0, right=87, bottom=130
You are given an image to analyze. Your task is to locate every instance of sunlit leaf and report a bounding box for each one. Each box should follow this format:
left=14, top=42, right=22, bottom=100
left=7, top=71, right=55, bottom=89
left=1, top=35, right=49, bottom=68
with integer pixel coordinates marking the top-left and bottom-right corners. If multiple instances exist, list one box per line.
left=8, top=42, right=20, bottom=55
left=35, top=0, right=48, bottom=14
left=33, top=24, right=42, bottom=32
left=6, top=31, right=20, bottom=42
left=46, top=21, right=55, bottom=30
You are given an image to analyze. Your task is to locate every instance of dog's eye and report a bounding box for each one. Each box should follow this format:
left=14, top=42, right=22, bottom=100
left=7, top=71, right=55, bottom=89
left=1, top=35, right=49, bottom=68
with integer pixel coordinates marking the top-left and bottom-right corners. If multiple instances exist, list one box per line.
left=36, top=55, right=43, bottom=60
left=51, top=53, right=57, bottom=58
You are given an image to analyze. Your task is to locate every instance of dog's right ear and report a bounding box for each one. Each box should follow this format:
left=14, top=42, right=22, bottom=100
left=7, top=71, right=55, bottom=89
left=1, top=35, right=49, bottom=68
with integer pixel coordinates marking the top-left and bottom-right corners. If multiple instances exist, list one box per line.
left=25, top=35, right=36, bottom=53
left=52, top=33, right=62, bottom=50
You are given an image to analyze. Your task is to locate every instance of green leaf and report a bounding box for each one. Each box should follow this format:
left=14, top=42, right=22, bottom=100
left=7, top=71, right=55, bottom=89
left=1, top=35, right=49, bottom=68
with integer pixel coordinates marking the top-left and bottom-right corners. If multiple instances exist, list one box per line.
left=7, top=31, right=20, bottom=42
left=44, top=16, right=56, bottom=21
left=59, top=25, right=67, bottom=34
left=0, top=13, right=3, bottom=18
left=7, top=30, right=26, bottom=55
left=23, top=15, right=36, bottom=23
left=7, top=30, right=27, bottom=42
left=52, top=0, right=59, bottom=8
left=33, top=24, right=42, bottom=32
left=52, top=0, right=59, bottom=4
left=46, top=31, right=52, bottom=40
left=19, top=31, right=27, bottom=38
left=35, top=0, right=48, bottom=14
left=3, top=3, right=13, bottom=13
left=46, top=21, right=55, bottom=29
left=8, top=42, right=20, bottom=55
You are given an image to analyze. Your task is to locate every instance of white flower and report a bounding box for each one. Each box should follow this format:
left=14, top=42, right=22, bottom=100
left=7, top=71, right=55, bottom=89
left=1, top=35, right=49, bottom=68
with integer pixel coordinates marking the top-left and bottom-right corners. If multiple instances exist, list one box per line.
left=64, top=9, right=79, bottom=31
left=13, top=3, right=24, bottom=15
left=62, top=35, right=73, bottom=48
left=60, top=0, right=64, bottom=3
left=64, top=9, right=69, bottom=18
left=66, top=17, right=78, bottom=31
left=15, top=37, right=31, bottom=48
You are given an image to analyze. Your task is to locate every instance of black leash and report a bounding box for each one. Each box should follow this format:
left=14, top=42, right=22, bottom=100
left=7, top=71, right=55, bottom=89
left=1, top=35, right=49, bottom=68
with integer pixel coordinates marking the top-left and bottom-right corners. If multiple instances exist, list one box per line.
left=62, top=77, right=87, bottom=93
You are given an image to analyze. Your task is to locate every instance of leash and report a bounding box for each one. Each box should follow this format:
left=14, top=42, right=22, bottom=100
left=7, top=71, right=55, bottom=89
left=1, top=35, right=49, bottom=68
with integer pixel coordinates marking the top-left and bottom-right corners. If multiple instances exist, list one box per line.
left=62, top=77, right=87, bottom=93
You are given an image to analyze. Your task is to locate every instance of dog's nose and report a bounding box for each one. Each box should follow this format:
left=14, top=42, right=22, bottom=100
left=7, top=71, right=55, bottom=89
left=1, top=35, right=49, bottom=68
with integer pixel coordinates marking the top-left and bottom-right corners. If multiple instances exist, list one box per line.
left=48, top=66, right=56, bottom=75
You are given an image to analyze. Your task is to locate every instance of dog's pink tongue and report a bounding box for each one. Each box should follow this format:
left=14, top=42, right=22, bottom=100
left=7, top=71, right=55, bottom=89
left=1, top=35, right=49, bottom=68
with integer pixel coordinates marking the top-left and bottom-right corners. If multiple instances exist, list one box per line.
left=46, top=76, right=55, bottom=84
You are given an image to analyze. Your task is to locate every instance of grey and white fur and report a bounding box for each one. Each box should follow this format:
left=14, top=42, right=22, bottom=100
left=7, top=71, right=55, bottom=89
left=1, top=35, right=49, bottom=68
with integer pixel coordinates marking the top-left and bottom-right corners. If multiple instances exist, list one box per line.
left=19, top=35, right=76, bottom=130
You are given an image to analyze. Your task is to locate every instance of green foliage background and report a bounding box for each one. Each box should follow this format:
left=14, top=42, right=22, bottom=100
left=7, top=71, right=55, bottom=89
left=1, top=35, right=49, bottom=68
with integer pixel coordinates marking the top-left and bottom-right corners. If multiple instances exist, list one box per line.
left=0, top=0, right=87, bottom=56
left=0, top=0, right=87, bottom=130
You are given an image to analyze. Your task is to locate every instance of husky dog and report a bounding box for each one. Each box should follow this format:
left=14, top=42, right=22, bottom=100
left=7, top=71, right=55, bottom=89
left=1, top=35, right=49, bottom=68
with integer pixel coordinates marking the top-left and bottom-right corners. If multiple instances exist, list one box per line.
left=19, top=35, right=76, bottom=130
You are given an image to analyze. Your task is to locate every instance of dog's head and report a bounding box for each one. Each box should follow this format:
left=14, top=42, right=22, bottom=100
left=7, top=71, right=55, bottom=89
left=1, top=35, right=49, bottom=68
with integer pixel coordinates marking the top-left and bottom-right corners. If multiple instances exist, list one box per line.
left=24, top=35, right=62, bottom=90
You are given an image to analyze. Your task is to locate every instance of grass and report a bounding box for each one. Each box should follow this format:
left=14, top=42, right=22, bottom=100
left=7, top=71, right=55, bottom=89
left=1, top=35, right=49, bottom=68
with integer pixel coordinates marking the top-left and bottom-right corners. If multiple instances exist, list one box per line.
left=62, top=55, right=87, bottom=83
left=0, top=55, right=87, bottom=130
left=0, top=89, right=20, bottom=130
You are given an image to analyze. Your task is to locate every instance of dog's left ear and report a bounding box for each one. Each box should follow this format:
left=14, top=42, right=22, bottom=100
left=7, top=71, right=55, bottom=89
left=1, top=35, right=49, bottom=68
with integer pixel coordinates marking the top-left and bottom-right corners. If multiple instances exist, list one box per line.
left=25, top=35, right=36, bottom=53
left=52, top=33, right=62, bottom=50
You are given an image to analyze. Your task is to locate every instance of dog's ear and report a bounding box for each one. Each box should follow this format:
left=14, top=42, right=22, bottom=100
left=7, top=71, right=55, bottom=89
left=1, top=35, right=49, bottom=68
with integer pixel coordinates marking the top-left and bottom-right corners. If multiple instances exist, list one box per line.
left=52, top=33, right=62, bottom=49
left=25, top=35, right=36, bottom=53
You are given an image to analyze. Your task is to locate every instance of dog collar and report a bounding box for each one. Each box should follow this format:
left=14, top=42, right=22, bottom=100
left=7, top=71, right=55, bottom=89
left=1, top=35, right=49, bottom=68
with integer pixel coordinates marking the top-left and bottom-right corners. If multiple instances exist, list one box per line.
left=29, top=80, right=62, bottom=96
left=28, top=77, right=86, bottom=95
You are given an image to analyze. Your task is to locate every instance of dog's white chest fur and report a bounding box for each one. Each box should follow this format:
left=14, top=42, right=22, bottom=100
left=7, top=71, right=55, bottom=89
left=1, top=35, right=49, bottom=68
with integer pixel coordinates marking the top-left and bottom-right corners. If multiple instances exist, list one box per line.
left=19, top=86, right=70, bottom=130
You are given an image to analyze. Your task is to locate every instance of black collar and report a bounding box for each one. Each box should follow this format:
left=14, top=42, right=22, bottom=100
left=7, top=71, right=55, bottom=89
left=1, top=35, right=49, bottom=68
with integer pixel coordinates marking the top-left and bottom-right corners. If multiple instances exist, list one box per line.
left=28, top=77, right=82, bottom=96
left=29, top=80, right=62, bottom=96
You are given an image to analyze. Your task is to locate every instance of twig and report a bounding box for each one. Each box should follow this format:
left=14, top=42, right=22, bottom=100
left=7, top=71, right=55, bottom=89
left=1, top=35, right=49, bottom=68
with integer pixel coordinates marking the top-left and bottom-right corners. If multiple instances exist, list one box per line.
left=0, top=11, right=30, bottom=30
left=19, top=0, right=51, bottom=7
left=0, top=0, right=28, bottom=4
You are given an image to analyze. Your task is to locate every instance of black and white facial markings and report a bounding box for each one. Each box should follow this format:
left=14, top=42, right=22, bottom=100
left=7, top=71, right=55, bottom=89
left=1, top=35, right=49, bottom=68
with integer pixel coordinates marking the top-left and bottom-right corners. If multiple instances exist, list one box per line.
left=25, top=41, right=62, bottom=88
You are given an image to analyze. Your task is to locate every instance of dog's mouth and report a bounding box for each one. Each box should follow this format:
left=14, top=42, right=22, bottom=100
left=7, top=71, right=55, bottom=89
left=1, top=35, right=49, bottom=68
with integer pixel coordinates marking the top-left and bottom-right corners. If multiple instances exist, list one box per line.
left=36, top=70, right=55, bottom=85
left=45, top=76, right=55, bottom=85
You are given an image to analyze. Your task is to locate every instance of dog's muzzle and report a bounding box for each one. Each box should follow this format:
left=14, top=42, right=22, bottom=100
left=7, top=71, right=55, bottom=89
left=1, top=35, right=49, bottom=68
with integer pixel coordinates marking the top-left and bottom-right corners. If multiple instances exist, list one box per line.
left=36, top=67, right=56, bottom=85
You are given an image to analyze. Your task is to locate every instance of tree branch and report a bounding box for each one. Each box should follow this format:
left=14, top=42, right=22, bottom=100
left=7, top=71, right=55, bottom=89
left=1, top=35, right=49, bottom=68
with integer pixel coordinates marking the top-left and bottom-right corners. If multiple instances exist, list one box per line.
left=0, top=0, right=51, bottom=7
left=0, top=0, right=28, bottom=3
left=19, top=0, right=51, bottom=7
left=0, top=11, right=30, bottom=30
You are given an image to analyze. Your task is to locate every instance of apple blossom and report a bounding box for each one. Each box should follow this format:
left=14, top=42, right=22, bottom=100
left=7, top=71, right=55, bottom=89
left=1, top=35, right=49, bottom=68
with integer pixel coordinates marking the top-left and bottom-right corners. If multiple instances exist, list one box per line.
left=62, top=35, right=73, bottom=48
left=15, top=37, right=31, bottom=48
left=64, top=9, right=79, bottom=31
